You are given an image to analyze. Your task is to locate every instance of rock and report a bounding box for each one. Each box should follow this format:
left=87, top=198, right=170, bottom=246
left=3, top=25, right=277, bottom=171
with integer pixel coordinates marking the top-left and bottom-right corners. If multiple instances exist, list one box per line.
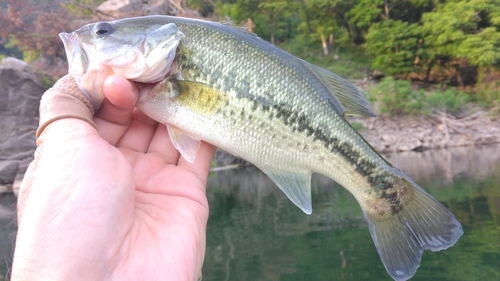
left=417, top=128, right=432, bottom=141
left=0, top=57, right=39, bottom=83
left=0, top=161, right=18, bottom=186
left=381, top=134, right=394, bottom=142
left=0, top=57, right=43, bottom=193
left=396, top=137, right=422, bottom=152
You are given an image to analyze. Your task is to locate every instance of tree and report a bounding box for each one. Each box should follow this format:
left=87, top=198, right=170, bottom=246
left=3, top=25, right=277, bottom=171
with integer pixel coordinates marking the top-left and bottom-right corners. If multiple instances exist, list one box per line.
left=421, top=0, right=500, bottom=64
left=216, top=0, right=296, bottom=44
left=365, top=20, right=424, bottom=77
left=258, top=0, right=289, bottom=45
left=0, top=0, right=106, bottom=80
left=364, top=0, right=500, bottom=86
left=296, top=0, right=360, bottom=54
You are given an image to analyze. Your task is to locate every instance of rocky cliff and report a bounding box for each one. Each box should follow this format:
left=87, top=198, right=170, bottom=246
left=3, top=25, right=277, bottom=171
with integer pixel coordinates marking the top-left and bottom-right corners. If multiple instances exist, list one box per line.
left=0, top=57, right=44, bottom=193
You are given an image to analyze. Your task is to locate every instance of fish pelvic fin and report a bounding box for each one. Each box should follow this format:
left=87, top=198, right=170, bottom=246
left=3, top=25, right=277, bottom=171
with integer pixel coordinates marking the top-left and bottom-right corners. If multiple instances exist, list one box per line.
left=167, top=124, right=201, bottom=163
left=262, top=168, right=312, bottom=214
left=364, top=175, right=463, bottom=281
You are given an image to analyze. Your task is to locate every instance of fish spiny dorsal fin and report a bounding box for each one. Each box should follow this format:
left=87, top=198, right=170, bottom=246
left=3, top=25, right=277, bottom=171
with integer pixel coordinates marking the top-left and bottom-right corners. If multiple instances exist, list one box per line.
left=300, top=60, right=377, bottom=118
left=261, top=168, right=313, bottom=214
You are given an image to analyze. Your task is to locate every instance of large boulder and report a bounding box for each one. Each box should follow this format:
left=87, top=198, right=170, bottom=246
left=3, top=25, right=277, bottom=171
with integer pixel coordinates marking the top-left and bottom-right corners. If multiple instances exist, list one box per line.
left=0, top=57, right=44, bottom=193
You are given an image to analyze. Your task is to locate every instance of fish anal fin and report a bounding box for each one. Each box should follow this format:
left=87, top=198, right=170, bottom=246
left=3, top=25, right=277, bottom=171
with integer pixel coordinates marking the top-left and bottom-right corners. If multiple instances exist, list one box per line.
left=262, top=168, right=312, bottom=214
left=301, top=61, right=377, bottom=118
left=166, top=124, right=201, bottom=163
left=364, top=177, right=463, bottom=281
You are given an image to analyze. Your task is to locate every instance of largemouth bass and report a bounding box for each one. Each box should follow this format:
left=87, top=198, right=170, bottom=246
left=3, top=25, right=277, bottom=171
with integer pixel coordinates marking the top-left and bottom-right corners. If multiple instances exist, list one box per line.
left=60, top=16, right=463, bottom=281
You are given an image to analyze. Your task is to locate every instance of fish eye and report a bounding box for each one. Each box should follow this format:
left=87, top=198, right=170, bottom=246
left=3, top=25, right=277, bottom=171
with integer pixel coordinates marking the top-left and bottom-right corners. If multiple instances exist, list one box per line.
left=93, top=22, right=114, bottom=36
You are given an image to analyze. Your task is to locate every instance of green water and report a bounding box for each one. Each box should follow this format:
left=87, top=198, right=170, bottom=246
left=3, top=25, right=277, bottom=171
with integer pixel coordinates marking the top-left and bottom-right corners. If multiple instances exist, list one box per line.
left=203, top=145, right=500, bottom=281
left=0, top=145, right=499, bottom=280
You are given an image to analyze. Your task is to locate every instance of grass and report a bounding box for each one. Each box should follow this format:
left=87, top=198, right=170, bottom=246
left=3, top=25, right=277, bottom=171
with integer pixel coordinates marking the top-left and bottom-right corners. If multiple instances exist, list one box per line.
left=351, top=122, right=366, bottom=131
left=367, top=77, right=473, bottom=116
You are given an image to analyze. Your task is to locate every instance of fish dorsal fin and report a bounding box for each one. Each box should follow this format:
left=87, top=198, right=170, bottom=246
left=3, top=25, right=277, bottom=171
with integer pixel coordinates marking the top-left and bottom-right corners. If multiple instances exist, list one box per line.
left=262, top=168, right=312, bottom=214
left=166, top=124, right=201, bottom=163
left=301, top=61, right=376, bottom=117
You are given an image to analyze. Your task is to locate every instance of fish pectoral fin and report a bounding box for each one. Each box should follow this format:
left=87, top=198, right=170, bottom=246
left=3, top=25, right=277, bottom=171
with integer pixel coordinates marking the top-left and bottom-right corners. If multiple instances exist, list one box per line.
left=301, top=61, right=377, bottom=118
left=166, top=124, right=201, bottom=163
left=262, top=168, right=312, bottom=214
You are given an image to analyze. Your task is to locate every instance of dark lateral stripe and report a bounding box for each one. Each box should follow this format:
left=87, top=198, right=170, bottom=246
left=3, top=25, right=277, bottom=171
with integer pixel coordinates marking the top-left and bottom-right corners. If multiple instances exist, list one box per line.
left=244, top=96, right=399, bottom=200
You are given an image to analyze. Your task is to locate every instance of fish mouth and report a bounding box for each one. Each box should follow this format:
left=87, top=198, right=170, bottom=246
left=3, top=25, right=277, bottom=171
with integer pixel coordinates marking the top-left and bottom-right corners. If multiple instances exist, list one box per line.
left=59, top=32, right=88, bottom=75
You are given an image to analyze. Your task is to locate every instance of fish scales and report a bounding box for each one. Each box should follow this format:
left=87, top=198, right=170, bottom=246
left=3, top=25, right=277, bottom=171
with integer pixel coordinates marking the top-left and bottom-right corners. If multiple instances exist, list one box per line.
left=170, top=19, right=389, bottom=198
left=60, top=16, right=463, bottom=281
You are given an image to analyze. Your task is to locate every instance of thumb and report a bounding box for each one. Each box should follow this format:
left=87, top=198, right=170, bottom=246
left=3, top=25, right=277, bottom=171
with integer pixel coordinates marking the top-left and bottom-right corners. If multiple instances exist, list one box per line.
left=36, top=75, right=97, bottom=143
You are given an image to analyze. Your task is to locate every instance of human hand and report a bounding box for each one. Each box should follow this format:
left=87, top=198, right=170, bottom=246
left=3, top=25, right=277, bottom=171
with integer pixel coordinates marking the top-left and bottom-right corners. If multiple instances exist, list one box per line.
left=12, top=75, right=215, bottom=281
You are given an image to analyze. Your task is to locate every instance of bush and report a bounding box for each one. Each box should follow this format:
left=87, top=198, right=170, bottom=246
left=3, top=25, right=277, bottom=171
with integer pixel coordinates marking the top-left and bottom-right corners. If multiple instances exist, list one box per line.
left=475, top=82, right=500, bottom=105
left=426, top=88, right=470, bottom=113
left=367, top=77, right=425, bottom=115
left=368, top=76, right=474, bottom=116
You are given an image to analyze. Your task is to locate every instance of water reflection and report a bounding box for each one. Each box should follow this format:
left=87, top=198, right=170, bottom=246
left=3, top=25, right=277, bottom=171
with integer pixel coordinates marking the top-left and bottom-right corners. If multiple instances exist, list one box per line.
left=0, top=145, right=499, bottom=280
left=384, top=144, right=500, bottom=183
left=204, top=145, right=500, bottom=281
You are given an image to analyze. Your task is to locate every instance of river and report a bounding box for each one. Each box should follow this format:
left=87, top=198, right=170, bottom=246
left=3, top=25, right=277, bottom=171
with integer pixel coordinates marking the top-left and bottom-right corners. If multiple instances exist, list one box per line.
left=1, top=144, right=499, bottom=280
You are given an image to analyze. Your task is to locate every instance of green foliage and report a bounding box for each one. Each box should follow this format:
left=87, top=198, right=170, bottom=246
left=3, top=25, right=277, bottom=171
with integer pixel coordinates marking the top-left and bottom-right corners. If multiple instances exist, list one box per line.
left=348, top=0, right=434, bottom=29
left=421, top=0, right=500, bottom=67
left=351, top=122, right=366, bottom=131
left=475, top=81, right=500, bottom=104
left=368, top=77, right=425, bottom=115
left=278, top=41, right=371, bottom=79
left=62, top=0, right=107, bottom=17
left=187, top=0, right=214, bottom=17
left=4, top=35, right=39, bottom=62
left=1, top=0, right=498, bottom=117
left=426, top=88, right=470, bottom=113
left=347, top=0, right=383, bottom=28
left=365, top=20, right=423, bottom=76
left=368, top=77, right=472, bottom=115
left=22, top=49, right=40, bottom=63
left=362, top=0, right=500, bottom=83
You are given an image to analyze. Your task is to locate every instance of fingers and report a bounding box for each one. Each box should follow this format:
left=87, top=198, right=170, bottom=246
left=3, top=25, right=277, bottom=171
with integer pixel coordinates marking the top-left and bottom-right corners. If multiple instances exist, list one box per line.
left=94, top=74, right=216, bottom=177
left=146, top=123, right=181, bottom=164
left=115, top=109, right=158, bottom=153
left=94, top=75, right=139, bottom=146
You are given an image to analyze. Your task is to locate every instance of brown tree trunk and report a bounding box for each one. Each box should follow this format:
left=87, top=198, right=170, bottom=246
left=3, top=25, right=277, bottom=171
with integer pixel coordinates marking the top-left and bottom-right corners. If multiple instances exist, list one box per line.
left=383, top=0, right=390, bottom=20
left=320, top=33, right=329, bottom=56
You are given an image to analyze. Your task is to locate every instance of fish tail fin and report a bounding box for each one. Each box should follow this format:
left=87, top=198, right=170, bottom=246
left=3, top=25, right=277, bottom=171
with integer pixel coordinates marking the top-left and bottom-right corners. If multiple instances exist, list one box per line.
left=364, top=177, right=463, bottom=281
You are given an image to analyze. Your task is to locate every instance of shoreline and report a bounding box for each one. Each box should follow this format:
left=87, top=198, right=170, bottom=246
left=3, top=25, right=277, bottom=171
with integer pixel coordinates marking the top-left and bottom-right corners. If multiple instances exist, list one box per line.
left=347, top=109, right=500, bottom=153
